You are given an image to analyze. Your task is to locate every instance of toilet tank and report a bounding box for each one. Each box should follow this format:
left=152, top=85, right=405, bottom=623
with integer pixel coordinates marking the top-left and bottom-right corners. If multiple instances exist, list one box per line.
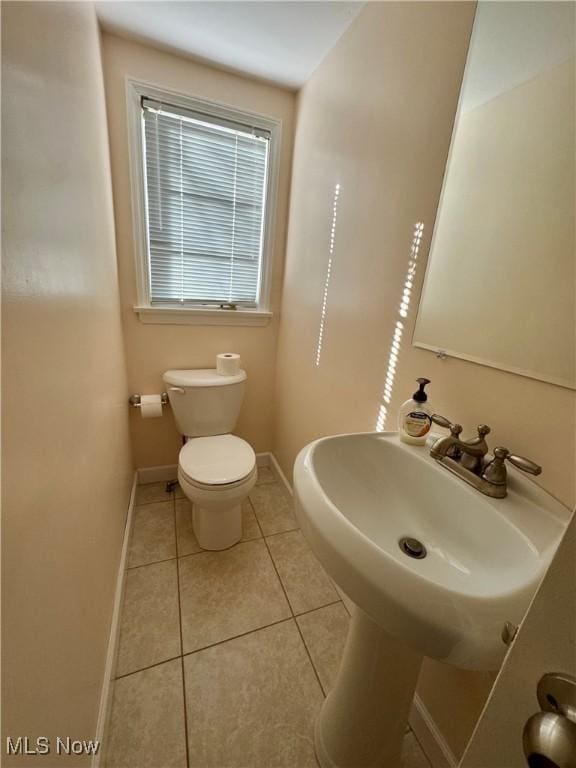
left=163, top=369, right=246, bottom=437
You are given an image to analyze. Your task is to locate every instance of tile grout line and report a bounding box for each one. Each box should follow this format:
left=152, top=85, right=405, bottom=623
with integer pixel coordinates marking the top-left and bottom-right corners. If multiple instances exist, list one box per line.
left=182, top=616, right=296, bottom=660
left=173, top=493, right=191, bottom=768
left=115, top=616, right=308, bottom=684
left=293, top=619, right=328, bottom=699
left=262, top=526, right=299, bottom=540
left=113, top=599, right=347, bottom=682
left=129, top=486, right=333, bottom=688
left=127, top=490, right=175, bottom=571
left=134, top=493, right=175, bottom=508
left=409, top=727, right=434, bottom=768
left=115, top=654, right=184, bottom=681
left=129, top=482, right=425, bottom=764
left=333, top=583, right=353, bottom=618
left=126, top=555, right=178, bottom=571
left=177, top=532, right=265, bottom=564
left=249, top=493, right=343, bottom=617
left=255, top=500, right=328, bottom=700
left=246, top=495, right=263, bottom=536
left=294, top=599, right=343, bottom=619
left=130, top=531, right=266, bottom=572
left=248, top=486, right=299, bottom=540
left=130, top=491, right=337, bottom=604
left=250, top=492, right=342, bottom=697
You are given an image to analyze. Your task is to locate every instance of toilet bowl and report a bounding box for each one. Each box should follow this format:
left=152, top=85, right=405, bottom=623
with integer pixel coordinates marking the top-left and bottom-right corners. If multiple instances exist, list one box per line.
left=177, top=434, right=256, bottom=550
left=163, top=367, right=256, bottom=551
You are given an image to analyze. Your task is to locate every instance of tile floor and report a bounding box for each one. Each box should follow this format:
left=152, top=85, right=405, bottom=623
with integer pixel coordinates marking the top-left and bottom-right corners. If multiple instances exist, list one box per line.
left=105, top=468, right=431, bottom=768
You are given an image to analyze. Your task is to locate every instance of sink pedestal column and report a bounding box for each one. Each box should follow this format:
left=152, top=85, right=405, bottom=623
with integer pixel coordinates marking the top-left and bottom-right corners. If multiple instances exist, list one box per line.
left=315, top=607, right=423, bottom=768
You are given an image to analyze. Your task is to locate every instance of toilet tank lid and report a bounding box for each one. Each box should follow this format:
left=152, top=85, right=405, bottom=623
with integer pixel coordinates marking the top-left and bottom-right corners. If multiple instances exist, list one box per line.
left=163, top=369, right=246, bottom=387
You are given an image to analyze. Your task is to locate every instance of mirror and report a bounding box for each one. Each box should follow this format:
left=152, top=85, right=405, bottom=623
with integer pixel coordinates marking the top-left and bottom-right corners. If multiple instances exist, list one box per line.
left=413, top=2, right=575, bottom=390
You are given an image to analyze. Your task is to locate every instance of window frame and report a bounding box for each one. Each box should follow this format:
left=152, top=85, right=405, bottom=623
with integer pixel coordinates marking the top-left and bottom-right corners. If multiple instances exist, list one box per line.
left=126, top=78, right=281, bottom=326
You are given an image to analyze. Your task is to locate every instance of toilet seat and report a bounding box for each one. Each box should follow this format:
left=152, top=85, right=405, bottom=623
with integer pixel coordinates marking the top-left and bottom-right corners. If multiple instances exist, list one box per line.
left=179, top=434, right=256, bottom=488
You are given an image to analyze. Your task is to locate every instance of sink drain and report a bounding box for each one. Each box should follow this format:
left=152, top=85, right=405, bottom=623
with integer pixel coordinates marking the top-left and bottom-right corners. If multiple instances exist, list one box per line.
left=399, top=537, right=427, bottom=560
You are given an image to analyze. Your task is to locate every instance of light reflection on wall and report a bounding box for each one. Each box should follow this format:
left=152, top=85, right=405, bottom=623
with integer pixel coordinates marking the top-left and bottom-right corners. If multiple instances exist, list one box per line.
left=315, top=183, right=341, bottom=367
left=376, top=222, right=425, bottom=430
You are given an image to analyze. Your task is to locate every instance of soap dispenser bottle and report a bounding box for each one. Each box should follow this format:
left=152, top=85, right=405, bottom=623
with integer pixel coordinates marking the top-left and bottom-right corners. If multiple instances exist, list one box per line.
left=398, top=378, right=432, bottom=445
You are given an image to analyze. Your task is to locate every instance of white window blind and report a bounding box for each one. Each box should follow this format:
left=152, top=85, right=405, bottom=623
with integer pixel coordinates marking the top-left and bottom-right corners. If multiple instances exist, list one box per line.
left=141, top=97, right=270, bottom=306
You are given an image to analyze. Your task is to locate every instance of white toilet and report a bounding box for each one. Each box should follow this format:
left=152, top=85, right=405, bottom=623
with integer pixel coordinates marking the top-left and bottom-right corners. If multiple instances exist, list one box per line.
left=163, top=368, right=257, bottom=550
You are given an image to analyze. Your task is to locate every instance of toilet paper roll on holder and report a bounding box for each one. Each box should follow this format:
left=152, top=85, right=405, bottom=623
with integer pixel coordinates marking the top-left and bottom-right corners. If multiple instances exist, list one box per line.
left=129, top=393, right=169, bottom=408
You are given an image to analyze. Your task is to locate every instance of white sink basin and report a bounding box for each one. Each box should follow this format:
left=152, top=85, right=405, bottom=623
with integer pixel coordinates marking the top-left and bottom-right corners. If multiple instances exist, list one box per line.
left=294, top=431, right=570, bottom=767
left=294, top=432, right=569, bottom=670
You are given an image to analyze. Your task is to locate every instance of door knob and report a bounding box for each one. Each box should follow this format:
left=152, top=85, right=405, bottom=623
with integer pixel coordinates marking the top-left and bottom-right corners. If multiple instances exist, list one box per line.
left=523, top=672, right=576, bottom=768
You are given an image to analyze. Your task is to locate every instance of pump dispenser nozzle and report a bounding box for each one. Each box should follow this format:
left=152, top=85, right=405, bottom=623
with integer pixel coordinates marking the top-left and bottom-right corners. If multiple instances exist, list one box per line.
left=413, top=378, right=430, bottom=403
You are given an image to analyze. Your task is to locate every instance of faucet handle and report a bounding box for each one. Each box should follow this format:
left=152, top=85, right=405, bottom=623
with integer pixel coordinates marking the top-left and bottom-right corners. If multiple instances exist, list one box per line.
left=477, top=424, right=491, bottom=438
left=431, top=414, right=463, bottom=437
left=494, top=447, right=542, bottom=476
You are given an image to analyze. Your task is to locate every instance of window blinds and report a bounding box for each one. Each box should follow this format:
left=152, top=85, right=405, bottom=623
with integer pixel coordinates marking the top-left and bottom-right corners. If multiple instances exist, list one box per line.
left=141, top=98, right=270, bottom=306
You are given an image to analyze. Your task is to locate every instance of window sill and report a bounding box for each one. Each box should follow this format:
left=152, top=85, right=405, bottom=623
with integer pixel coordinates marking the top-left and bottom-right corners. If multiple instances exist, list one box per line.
left=133, top=305, right=273, bottom=327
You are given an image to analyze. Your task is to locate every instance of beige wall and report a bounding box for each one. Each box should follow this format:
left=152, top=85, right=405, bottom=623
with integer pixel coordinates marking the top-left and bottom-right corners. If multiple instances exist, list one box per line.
left=101, top=33, right=296, bottom=468
left=272, top=1, right=575, bottom=758
left=1, top=2, right=133, bottom=763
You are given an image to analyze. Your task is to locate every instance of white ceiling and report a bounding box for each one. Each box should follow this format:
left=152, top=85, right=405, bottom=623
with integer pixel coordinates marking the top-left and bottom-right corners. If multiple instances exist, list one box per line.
left=96, top=1, right=364, bottom=90
left=461, top=1, right=575, bottom=113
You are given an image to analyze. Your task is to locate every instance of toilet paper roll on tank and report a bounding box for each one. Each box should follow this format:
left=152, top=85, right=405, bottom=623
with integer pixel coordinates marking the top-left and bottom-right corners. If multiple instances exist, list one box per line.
left=216, top=352, right=241, bottom=376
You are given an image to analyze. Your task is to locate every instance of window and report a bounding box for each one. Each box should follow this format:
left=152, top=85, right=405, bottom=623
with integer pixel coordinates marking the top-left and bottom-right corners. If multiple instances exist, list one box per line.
left=127, top=81, right=280, bottom=325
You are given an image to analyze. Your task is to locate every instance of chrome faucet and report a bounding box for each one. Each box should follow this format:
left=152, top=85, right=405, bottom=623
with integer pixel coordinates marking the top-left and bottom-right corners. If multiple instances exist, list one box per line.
left=429, top=414, right=542, bottom=498
left=430, top=415, right=490, bottom=468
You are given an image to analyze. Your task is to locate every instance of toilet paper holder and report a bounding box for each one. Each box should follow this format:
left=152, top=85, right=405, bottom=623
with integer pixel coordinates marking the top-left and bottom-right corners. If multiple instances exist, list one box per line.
left=129, top=393, right=169, bottom=408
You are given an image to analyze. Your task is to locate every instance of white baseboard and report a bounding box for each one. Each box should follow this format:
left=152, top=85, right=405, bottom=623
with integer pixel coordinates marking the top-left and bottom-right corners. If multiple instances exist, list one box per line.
left=255, top=452, right=270, bottom=467
left=253, top=450, right=293, bottom=496
left=137, top=463, right=178, bottom=484
left=269, top=452, right=293, bottom=496
left=409, top=693, right=458, bottom=768
left=93, top=471, right=138, bottom=768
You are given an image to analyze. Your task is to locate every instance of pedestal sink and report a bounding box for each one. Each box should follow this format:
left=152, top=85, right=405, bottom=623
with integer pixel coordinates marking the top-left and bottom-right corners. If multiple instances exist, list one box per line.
left=293, top=432, right=570, bottom=768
